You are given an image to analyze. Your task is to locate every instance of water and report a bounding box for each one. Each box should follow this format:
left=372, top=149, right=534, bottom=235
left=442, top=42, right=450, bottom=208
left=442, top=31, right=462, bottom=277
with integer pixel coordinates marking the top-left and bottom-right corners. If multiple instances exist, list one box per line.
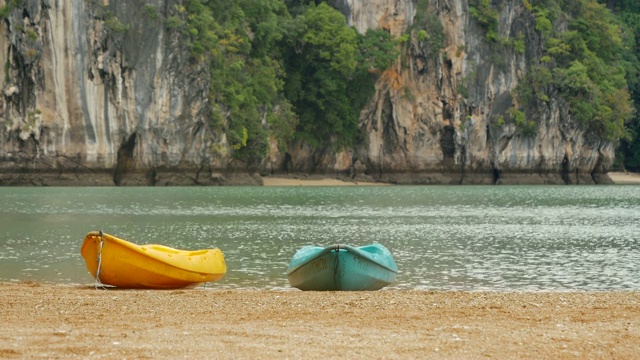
left=1, top=185, right=639, bottom=291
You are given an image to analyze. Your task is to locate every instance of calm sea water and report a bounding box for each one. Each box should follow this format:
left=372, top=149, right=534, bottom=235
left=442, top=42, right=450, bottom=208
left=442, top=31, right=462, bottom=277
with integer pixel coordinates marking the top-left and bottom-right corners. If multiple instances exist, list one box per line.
left=1, top=185, right=639, bottom=291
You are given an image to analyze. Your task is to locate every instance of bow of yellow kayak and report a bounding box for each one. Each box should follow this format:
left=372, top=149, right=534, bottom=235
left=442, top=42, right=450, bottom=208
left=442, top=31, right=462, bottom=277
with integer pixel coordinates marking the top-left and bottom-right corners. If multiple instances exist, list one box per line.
left=81, top=231, right=226, bottom=289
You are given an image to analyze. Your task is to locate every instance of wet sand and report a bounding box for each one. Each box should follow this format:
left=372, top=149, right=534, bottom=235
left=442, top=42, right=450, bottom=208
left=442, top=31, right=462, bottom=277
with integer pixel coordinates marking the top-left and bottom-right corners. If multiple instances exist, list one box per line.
left=261, top=176, right=386, bottom=186
left=607, top=172, right=640, bottom=185
left=262, top=172, right=640, bottom=186
left=1, top=282, right=638, bottom=359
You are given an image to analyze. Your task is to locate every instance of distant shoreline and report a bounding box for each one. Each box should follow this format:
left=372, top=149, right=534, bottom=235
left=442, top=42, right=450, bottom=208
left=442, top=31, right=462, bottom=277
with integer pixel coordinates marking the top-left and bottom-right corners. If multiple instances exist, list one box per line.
left=261, top=176, right=388, bottom=186
left=262, top=172, right=640, bottom=186
left=607, top=171, right=640, bottom=185
left=0, top=171, right=637, bottom=187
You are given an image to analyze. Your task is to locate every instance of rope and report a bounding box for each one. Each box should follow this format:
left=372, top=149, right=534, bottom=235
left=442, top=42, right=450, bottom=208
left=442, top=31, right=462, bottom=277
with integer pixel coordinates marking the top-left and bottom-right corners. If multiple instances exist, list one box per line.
left=94, top=230, right=107, bottom=290
left=333, top=244, right=340, bottom=289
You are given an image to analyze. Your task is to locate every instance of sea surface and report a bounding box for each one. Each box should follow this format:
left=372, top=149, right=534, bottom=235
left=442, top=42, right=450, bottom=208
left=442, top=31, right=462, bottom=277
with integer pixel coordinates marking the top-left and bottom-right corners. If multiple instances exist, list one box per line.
left=1, top=185, right=639, bottom=291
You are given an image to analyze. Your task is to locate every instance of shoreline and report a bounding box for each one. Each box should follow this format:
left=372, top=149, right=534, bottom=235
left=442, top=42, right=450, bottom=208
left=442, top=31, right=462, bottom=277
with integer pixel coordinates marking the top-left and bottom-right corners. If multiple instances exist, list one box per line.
left=261, top=175, right=388, bottom=186
left=262, top=171, right=640, bottom=186
left=1, top=282, right=638, bottom=359
left=606, top=171, right=640, bottom=185
left=1, top=171, right=638, bottom=187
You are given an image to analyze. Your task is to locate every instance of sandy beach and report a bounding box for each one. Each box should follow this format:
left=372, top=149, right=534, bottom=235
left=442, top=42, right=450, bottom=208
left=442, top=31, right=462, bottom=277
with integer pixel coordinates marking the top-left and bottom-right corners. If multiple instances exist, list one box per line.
left=1, top=282, right=638, bottom=359
left=607, top=171, right=640, bottom=185
left=262, top=172, right=640, bottom=186
left=261, top=176, right=387, bottom=186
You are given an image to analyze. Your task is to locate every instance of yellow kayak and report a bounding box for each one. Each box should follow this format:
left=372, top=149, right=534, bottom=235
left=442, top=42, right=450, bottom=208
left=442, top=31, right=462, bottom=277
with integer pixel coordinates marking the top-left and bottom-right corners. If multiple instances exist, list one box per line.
left=81, top=231, right=226, bottom=289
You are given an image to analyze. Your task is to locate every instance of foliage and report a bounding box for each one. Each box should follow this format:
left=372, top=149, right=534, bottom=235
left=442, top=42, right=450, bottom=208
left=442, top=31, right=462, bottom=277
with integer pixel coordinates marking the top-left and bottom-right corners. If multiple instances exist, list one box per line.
left=82, top=0, right=640, bottom=169
left=513, top=34, right=525, bottom=54
left=469, top=0, right=500, bottom=41
left=412, top=0, right=445, bottom=58
left=149, top=0, right=396, bottom=160
left=105, top=16, right=129, bottom=33
left=470, top=0, right=527, bottom=62
left=598, top=0, right=640, bottom=171
left=183, top=0, right=225, bottom=61
left=418, top=12, right=445, bottom=57
left=143, top=5, right=158, bottom=20
left=26, top=30, right=38, bottom=40
left=512, top=109, right=537, bottom=137
left=522, top=0, right=634, bottom=143
left=165, top=16, right=182, bottom=29
left=517, top=65, right=552, bottom=103
left=266, top=100, right=298, bottom=153
left=281, top=3, right=358, bottom=147
left=357, top=29, right=397, bottom=74
left=165, top=0, right=296, bottom=163
left=281, top=3, right=396, bottom=147
left=0, top=0, right=19, bottom=20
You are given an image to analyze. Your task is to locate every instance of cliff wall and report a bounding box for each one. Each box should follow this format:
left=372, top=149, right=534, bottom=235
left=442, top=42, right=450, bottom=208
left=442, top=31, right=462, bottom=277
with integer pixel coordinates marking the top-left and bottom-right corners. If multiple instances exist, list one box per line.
left=312, top=0, right=613, bottom=184
left=0, top=0, right=255, bottom=185
left=0, top=0, right=614, bottom=185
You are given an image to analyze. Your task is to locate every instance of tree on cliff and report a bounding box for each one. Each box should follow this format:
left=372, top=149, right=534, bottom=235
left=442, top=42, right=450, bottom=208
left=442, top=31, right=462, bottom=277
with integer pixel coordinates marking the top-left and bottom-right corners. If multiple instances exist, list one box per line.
left=599, top=0, right=640, bottom=171
left=280, top=2, right=396, bottom=148
left=511, top=0, right=634, bottom=146
left=177, top=0, right=395, bottom=161
left=171, top=0, right=637, bottom=169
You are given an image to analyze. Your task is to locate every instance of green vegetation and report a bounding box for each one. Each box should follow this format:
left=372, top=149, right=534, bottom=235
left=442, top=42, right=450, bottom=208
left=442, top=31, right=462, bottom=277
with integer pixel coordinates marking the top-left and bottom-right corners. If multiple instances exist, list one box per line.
left=513, top=34, right=525, bottom=54
left=0, top=0, right=19, bottom=20
left=104, top=16, right=129, bottom=33
left=90, top=5, right=130, bottom=34
left=4, top=60, right=9, bottom=83
left=508, top=1, right=634, bottom=144
left=282, top=3, right=396, bottom=148
left=469, top=0, right=500, bottom=42
left=518, top=65, right=552, bottom=103
left=152, top=0, right=397, bottom=161
left=470, top=0, right=526, bottom=65
left=412, top=0, right=445, bottom=58
left=599, top=0, right=640, bottom=171
left=510, top=108, right=537, bottom=137
left=143, top=5, right=158, bottom=20
left=82, top=0, right=640, bottom=169
left=549, top=1, right=633, bottom=142
left=281, top=3, right=358, bottom=147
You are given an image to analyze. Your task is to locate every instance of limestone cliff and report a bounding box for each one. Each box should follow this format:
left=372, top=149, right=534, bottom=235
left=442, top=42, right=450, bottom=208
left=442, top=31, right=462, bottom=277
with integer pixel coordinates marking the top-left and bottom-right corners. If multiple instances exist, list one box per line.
left=0, top=0, right=254, bottom=185
left=315, top=0, right=614, bottom=184
left=0, top=0, right=615, bottom=185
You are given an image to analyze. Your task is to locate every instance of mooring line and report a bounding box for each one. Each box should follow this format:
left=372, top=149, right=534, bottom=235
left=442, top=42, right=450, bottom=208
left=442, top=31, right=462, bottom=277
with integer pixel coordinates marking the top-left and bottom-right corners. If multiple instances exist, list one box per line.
left=333, top=244, right=340, bottom=289
left=94, top=230, right=107, bottom=290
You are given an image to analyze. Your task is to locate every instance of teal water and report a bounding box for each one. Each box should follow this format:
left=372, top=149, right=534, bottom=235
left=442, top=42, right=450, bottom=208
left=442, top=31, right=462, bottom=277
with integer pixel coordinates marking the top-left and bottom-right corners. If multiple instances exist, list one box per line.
left=1, top=185, right=639, bottom=291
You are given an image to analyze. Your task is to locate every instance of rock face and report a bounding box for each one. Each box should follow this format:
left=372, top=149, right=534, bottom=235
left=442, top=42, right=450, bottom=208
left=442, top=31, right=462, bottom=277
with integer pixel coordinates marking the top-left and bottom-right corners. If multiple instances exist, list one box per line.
left=0, top=0, right=250, bottom=186
left=325, top=0, right=614, bottom=184
left=0, top=0, right=614, bottom=185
